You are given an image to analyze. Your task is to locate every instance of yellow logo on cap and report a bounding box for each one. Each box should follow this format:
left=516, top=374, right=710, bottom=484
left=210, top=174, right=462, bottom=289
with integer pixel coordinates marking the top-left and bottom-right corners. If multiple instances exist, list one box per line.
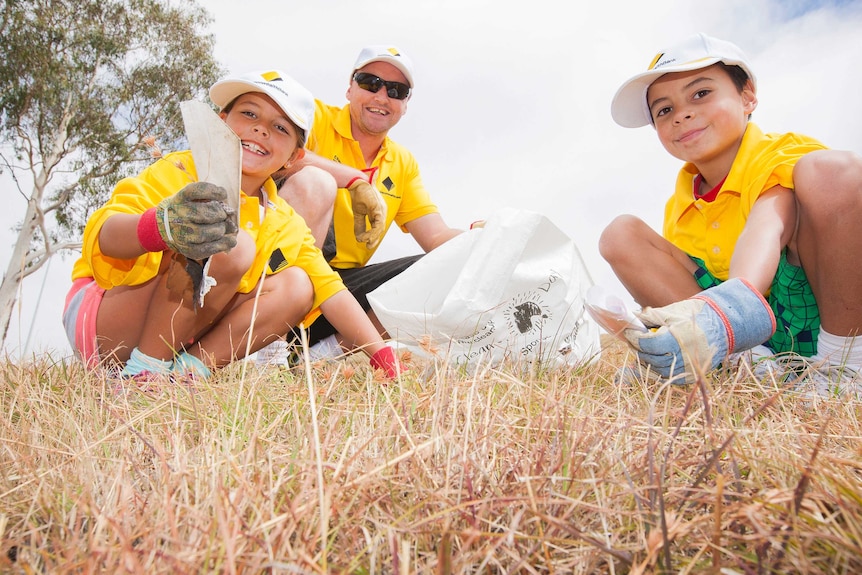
left=261, top=71, right=282, bottom=82
left=647, top=52, right=665, bottom=70
left=386, top=47, right=401, bottom=57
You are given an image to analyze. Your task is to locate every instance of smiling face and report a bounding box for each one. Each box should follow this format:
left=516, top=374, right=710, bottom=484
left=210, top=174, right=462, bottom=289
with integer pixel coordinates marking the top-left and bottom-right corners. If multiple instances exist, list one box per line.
left=647, top=64, right=757, bottom=182
left=220, top=92, right=303, bottom=191
left=346, top=61, right=410, bottom=139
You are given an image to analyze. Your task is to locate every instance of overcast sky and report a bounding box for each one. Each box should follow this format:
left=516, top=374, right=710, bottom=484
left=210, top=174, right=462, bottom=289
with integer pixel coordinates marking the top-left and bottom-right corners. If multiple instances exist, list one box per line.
left=3, top=0, right=861, bottom=360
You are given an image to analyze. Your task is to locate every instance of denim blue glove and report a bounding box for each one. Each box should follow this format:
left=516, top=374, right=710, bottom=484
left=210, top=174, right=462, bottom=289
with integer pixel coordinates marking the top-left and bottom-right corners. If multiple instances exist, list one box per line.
left=624, top=278, right=776, bottom=384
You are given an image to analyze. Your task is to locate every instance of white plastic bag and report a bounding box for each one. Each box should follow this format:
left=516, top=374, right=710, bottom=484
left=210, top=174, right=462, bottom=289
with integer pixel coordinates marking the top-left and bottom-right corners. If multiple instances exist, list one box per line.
left=367, top=208, right=602, bottom=369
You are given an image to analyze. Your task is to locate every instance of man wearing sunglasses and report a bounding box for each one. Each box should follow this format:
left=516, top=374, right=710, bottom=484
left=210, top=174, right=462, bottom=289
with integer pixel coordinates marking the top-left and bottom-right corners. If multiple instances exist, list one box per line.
left=266, top=45, right=462, bottom=363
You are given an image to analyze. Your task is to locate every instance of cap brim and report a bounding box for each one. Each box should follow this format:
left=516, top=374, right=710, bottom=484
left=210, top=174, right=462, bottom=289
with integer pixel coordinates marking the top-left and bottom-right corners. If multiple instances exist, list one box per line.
left=612, top=54, right=758, bottom=128
left=209, top=79, right=310, bottom=132
left=210, top=79, right=258, bottom=110
left=611, top=56, right=730, bottom=128
left=354, top=57, right=414, bottom=88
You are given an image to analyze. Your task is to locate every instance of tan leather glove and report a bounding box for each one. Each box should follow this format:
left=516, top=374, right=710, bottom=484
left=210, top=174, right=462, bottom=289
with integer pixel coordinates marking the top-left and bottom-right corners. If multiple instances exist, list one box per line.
left=346, top=169, right=387, bottom=250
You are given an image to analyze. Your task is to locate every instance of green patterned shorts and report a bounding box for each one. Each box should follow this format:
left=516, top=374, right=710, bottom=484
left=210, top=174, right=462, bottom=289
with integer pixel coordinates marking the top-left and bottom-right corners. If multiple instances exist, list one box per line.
left=691, top=252, right=820, bottom=356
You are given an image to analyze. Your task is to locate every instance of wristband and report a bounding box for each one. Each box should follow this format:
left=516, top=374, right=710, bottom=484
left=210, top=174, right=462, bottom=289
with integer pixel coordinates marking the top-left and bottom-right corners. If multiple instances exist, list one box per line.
left=137, top=207, right=168, bottom=252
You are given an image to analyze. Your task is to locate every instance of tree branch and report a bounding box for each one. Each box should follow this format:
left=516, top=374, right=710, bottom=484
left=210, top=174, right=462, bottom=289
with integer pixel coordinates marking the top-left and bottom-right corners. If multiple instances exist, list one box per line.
left=18, top=241, right=82, bottom=280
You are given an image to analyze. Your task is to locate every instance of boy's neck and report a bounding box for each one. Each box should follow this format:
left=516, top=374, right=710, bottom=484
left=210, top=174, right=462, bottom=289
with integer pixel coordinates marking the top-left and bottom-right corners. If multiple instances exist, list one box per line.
left=694, top=173, right=728, bottom=202
left=693, top=130, right=747, bottom=191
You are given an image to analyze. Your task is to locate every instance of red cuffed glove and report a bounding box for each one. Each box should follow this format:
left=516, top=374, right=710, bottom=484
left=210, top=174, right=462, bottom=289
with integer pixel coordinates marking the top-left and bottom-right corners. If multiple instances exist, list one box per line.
left=369, top=346, right=402, bottom=379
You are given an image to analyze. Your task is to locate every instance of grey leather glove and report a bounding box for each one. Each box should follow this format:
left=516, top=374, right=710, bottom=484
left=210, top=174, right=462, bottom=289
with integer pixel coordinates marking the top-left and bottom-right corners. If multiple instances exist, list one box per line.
left=155, top=182, right=238, bottom=260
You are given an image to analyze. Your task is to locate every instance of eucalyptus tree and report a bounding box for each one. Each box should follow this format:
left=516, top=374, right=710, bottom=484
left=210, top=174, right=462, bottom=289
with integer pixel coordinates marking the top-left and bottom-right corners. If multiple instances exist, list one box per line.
left=0, top=0, right=223, bottom=345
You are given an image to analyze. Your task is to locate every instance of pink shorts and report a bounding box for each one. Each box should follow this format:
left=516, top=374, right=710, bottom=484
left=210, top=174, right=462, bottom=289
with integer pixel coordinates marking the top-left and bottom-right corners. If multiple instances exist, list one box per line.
left=63, top=278, right=106, bottom=367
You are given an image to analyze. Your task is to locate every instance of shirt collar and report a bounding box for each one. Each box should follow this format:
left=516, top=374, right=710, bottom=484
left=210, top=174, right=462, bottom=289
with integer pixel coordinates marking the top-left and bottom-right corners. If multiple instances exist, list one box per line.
left=723, top=122, right=764, bottom=193
left=334, top=105, right=354, bottom=141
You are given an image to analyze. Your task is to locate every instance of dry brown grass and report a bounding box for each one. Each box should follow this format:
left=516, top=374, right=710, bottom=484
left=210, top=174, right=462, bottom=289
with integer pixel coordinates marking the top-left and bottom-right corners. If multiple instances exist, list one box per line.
left=1, top=338, right=861, bottom=574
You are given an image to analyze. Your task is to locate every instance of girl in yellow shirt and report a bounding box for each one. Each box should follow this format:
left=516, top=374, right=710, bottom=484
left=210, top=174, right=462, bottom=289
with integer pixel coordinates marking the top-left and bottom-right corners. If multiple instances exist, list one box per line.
left=64, top=70, right=400, bottom=380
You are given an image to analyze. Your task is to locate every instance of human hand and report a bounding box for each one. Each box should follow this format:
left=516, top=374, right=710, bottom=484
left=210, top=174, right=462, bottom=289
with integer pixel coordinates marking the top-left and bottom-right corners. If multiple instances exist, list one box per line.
left=370, top=346, right=403, bottom=379
left=155, top=182, right=238, bottom=260
left=347, top=169, right=387, bottom=250
left=623, top=278, right=776, bottom=384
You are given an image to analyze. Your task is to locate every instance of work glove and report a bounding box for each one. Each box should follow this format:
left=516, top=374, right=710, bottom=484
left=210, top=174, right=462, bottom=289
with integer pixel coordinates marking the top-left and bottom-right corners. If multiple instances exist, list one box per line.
left=624, top=278, right=776, bottom=384
left=370, top=346, right=403, bottom=380
left=145, top=182, right=238, bottom=261
left=346, top=167, right=387, bottom=250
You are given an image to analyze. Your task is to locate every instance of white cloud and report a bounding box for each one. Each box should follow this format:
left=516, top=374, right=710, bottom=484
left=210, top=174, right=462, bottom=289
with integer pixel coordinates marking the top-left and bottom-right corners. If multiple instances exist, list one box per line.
left=4, top=0, right=861, bottom=359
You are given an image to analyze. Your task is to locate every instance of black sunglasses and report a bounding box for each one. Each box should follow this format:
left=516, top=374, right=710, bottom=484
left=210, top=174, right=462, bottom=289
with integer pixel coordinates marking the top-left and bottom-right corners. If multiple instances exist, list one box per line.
left=352, top=72, right=411, bottom=100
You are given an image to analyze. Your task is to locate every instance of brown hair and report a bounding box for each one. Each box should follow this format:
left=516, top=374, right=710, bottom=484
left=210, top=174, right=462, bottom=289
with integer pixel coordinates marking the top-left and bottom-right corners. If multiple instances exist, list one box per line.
left=716, top=62, right=753, bottom=120
left=717, top=62, right=750, bottom=93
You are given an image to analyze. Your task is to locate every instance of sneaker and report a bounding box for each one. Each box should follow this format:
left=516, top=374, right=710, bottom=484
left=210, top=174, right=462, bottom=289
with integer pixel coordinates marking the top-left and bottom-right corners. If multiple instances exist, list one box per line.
left=255, top=338, right=338, bottom=369
left=258, top=340, right=311, bottom=368
left=787, top=361, right=861, bottom=399
left=256, top=339, right=292, bottom=367
left=306, top=335, right=344, bottom=362
left=172, top=351, right=211, bottom=380
left=734, top=347, right=861, bottom=399
left=731, top=345, right=808, bottom=382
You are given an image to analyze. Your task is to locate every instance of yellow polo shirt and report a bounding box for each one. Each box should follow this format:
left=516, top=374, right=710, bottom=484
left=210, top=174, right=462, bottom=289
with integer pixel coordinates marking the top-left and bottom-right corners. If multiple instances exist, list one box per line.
left=72, top=151, right=344, bottom=320
left=307, top=100, right=439, bottom=268
left=663, top=123, right=826, bottom=280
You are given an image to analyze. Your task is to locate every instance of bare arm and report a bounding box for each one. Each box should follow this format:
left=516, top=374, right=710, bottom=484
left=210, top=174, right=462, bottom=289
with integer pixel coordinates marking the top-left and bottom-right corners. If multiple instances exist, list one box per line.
left=404, top=213, right=464, bottom=253
left=283, top=150, right=368, bottom=188
left=98, top=213, right=148, bottom=259
left=318, top=290, right=387, bottom=358
left=729, top=185, right=796, bottom=294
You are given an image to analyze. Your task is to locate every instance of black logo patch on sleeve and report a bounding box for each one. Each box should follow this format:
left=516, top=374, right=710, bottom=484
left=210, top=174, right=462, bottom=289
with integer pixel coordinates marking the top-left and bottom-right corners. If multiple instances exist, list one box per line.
left=268, top=248, right=288, bottom=273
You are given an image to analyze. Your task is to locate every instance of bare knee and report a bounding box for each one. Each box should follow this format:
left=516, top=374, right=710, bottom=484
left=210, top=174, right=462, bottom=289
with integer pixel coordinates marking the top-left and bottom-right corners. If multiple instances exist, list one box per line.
left=262, top=266, right=314, bottom=334
left=280, top=166, right=337, bottom=212
left=599, top=215, right=649, bottom=263
left=794, top=149, right=862, bottom=213
left=209, top=231, right=256, bottom=282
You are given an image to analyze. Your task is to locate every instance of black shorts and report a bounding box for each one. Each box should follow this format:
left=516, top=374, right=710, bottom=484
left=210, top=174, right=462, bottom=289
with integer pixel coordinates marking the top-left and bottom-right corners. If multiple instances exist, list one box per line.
left=294, top=254, right=423, bottom=346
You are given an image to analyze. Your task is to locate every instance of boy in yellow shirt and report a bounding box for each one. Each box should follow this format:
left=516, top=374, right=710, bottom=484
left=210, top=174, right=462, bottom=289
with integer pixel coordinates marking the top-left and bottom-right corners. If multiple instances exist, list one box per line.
left=600, top=33, right=862, bottom=394
left=63, top=70, right=400, bottom=380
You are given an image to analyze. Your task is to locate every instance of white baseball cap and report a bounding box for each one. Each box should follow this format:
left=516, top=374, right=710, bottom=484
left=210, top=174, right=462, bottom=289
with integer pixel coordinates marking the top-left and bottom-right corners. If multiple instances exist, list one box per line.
left=352, top=45, right=415, bottom=88
left=209, top=70, right=314, bottom=137
left=611, top=33, right=756, bottom=128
